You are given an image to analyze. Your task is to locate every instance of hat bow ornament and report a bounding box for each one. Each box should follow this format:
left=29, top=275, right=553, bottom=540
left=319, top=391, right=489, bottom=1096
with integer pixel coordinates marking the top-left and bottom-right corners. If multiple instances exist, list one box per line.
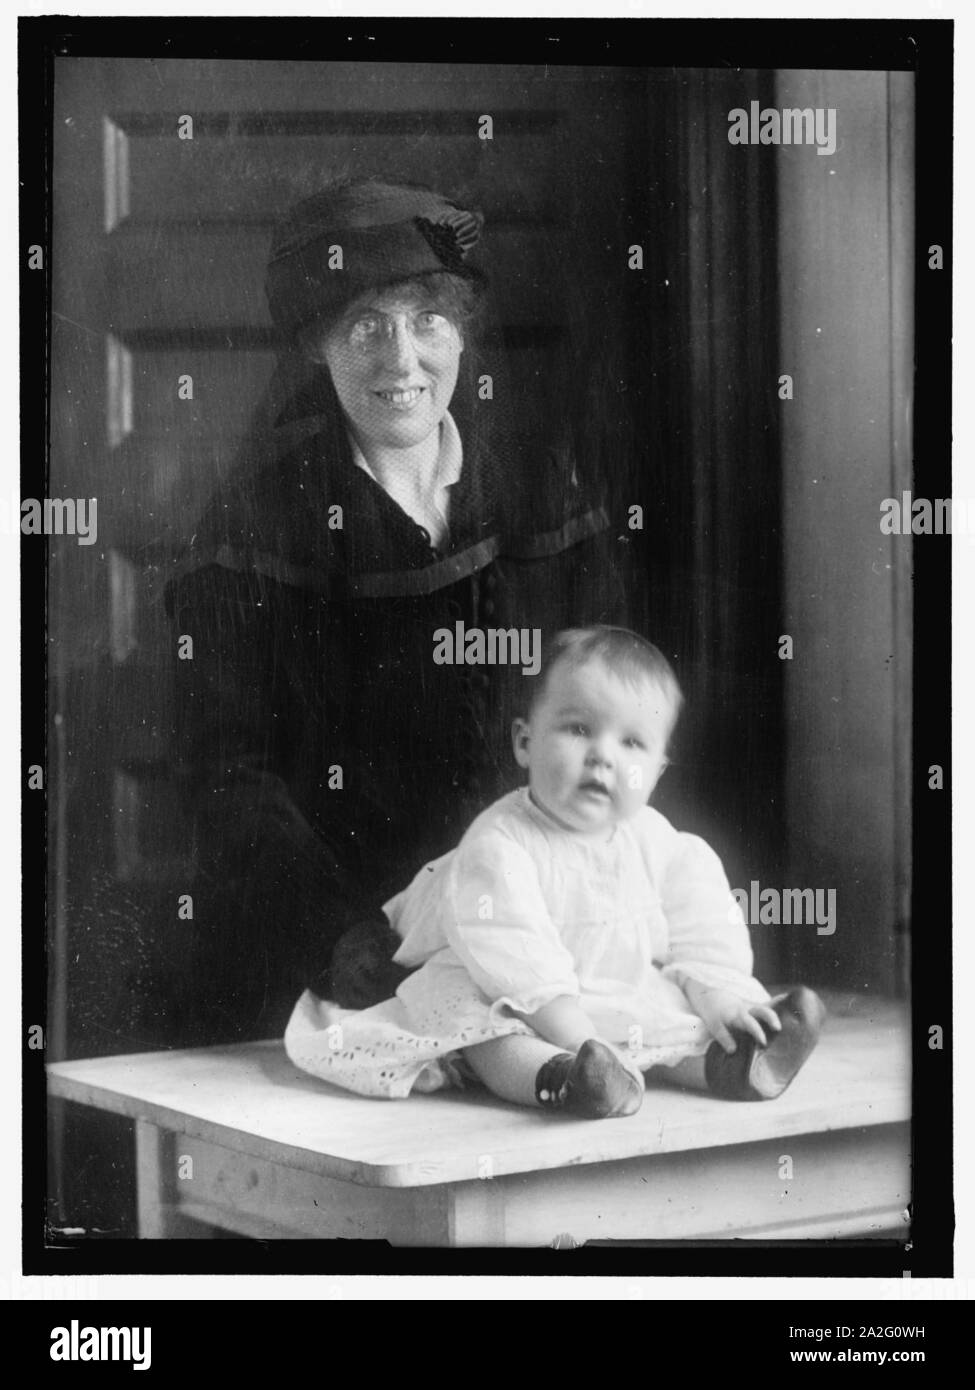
left=413, top=208, right=482, bottom=269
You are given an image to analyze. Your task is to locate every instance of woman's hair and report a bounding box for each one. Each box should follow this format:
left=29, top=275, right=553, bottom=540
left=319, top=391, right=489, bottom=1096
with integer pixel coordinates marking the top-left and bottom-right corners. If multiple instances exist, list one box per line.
left=527, top=626, right=684, bottom=729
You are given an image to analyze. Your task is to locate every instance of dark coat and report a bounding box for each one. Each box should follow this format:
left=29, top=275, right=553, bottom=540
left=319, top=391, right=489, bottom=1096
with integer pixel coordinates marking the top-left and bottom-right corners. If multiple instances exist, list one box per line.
left=167, top=382, right=633, bottom=1039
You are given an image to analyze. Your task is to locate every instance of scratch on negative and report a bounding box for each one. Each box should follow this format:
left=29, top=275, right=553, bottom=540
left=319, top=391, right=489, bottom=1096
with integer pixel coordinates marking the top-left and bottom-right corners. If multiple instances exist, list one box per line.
left=53, top=310, right=101, bottom=341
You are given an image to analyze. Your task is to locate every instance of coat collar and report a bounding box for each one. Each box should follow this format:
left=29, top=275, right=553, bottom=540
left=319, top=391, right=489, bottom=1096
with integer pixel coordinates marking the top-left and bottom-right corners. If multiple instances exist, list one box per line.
left=172, top=382, right=608, bottom=599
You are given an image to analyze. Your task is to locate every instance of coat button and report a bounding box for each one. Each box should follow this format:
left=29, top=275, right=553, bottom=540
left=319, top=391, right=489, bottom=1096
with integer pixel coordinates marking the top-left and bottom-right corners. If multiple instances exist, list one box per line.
left=484, top=571, right=497, bottom=591
left=482, top=599, right=495, bottom=617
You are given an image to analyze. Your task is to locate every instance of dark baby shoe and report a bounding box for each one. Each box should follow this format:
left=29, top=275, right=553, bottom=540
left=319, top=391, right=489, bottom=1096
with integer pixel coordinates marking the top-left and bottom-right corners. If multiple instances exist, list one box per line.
left=535, top=1039, right=645, bottom=1119
left=705, top=986, right=827, bottom=1101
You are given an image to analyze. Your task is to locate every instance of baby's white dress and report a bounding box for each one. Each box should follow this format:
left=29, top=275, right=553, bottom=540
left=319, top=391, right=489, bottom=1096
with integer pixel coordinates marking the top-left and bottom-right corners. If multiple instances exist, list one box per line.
left=284, top=788, right=770, bottom=1098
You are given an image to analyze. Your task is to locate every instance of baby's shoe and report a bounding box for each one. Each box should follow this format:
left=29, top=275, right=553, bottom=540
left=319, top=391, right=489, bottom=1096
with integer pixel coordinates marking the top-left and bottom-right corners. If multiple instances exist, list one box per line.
left=535, top=1040, right=644, bottom=1119
left=705, top=986, right=827, bottom=1101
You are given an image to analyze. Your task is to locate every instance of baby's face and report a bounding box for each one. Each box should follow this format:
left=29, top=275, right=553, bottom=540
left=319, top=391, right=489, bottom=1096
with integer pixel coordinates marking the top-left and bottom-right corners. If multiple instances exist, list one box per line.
left=513, top=659, right=675, bottom=836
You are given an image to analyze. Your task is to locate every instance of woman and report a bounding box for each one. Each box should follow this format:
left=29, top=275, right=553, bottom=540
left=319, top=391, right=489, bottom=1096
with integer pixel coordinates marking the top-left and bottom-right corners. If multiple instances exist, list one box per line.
left=167, top=177, right=633, bottom=1040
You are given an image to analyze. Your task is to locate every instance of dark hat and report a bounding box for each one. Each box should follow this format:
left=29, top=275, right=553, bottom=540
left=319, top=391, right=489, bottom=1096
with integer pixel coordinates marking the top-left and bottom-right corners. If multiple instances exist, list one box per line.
left=265, top=179, right=485, bottom=342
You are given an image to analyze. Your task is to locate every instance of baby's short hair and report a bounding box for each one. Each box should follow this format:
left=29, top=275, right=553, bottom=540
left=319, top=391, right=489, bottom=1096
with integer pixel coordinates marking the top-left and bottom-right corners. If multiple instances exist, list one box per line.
left=528, top=626, right=684, bottom=731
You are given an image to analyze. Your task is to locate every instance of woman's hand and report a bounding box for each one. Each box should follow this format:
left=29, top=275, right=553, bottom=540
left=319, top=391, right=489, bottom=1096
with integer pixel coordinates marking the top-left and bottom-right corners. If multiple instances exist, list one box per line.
left=324, top=917, right=411, bottom=1010
left=681, top=979, right=783, bottom=1055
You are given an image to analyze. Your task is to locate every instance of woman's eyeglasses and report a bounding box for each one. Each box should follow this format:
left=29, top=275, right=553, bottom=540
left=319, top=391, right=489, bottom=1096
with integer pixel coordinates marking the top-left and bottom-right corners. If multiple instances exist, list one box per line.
left=340, top=310, right=457, bottom=352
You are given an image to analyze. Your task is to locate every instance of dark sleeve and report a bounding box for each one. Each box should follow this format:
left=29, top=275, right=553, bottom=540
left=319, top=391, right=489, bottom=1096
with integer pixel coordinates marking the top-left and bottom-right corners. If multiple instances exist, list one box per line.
left=168, top=562, right=407, bottom=1011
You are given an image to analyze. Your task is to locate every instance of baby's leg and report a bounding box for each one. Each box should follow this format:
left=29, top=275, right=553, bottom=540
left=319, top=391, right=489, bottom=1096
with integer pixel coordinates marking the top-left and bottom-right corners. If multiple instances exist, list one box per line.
left=463, top=1036, right=643, bottom=1118
left=463, top=1035, right=566, bottom=1106
left=647, top=1055, right=708, bottom=1091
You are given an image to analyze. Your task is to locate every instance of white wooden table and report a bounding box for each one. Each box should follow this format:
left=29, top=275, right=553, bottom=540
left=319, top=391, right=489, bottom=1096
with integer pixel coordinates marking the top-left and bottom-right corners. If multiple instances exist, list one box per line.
left=47, top=996, right=911, bottom=1246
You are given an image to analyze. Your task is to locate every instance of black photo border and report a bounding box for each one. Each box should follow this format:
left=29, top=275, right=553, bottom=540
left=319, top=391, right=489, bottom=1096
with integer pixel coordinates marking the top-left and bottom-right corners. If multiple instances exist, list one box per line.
left=19, top=13, right=954, bottom=1281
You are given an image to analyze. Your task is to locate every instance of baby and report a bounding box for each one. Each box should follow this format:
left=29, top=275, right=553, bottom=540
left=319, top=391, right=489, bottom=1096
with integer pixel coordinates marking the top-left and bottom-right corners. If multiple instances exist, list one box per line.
left=285, top=626, right=825, bottom=1118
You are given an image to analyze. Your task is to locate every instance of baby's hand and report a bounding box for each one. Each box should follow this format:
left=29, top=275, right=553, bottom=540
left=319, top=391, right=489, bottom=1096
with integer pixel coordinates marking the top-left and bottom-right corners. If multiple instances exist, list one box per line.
left=682, top=981, right=782, bottom=1055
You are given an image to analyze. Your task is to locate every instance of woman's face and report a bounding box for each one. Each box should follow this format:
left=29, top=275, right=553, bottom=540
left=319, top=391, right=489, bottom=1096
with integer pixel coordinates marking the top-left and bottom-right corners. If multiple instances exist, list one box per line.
left=315, top=283, right=464, bottom=454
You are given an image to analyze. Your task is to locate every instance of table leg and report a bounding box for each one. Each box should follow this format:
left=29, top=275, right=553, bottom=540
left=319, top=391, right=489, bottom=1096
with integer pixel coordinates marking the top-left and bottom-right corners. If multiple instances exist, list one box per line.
left=446, top=1176, right=510, bottom=1246
left=134, top=1121, right=213, bottom=1238
left=135, top=1121, right=171, bottom=1238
